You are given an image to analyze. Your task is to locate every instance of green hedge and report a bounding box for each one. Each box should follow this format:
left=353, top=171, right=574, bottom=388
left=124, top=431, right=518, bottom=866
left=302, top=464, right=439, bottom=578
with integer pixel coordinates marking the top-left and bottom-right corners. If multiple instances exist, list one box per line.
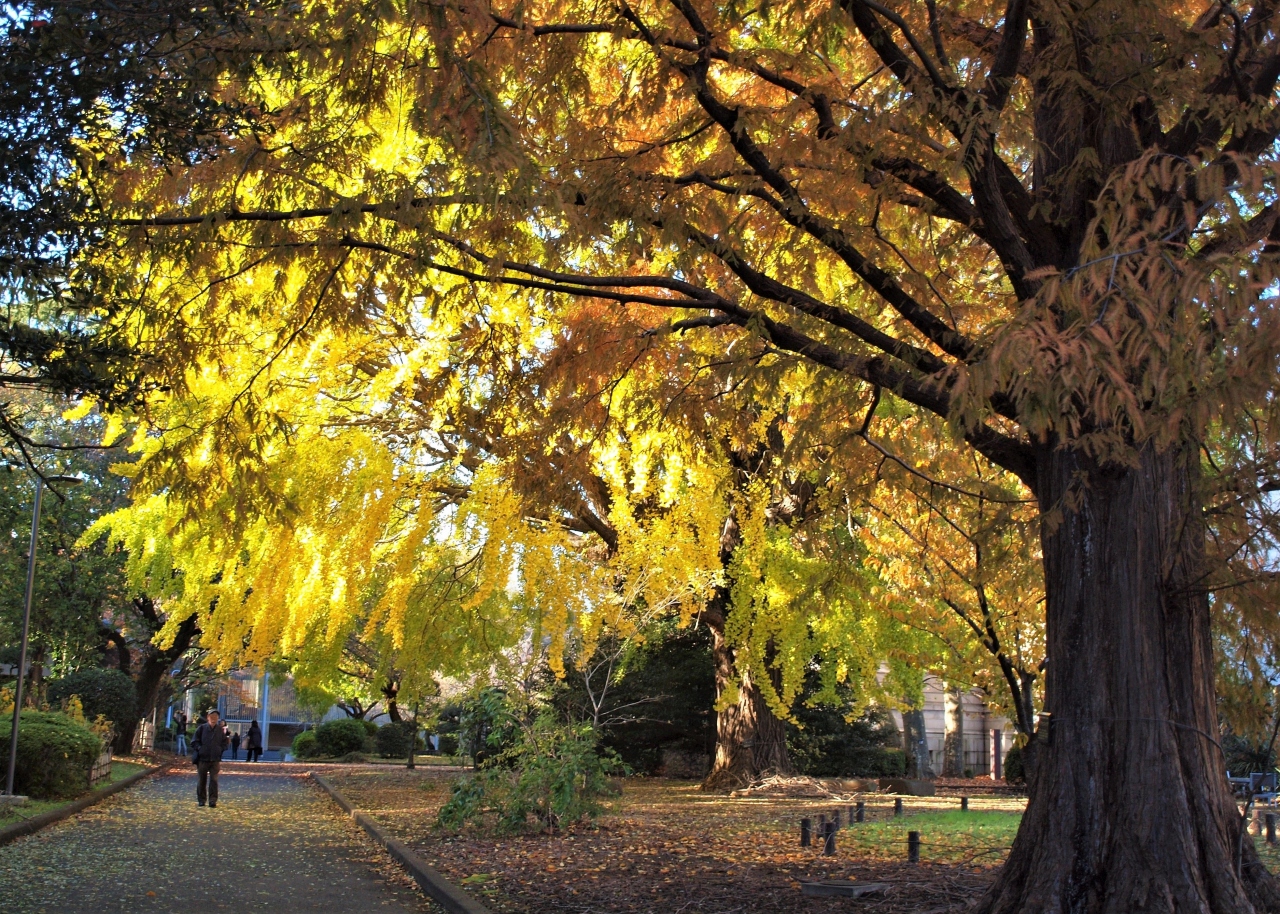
left=48, top=669, right=137, bottom=730
left=314, top=718, right=372, bottom=757
left=1003, top=744, right=1025, bottom=784
left=291, top=730, right=320, bottom=759
left=376, top=721, right=421, bottom=758
left=0, top=710, right=103, bottom=798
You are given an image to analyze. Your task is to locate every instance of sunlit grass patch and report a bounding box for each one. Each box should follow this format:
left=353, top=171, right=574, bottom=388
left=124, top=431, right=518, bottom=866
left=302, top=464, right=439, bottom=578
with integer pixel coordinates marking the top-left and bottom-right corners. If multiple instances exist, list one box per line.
left=839, top=809, right=1022, bottom=866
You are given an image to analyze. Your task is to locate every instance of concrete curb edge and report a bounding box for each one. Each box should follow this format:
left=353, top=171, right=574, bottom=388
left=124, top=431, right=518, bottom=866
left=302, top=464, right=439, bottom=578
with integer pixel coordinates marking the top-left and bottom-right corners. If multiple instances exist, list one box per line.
left=0, top=763, right=162, bottom=847
left=310, top=772, right=493, bottom=914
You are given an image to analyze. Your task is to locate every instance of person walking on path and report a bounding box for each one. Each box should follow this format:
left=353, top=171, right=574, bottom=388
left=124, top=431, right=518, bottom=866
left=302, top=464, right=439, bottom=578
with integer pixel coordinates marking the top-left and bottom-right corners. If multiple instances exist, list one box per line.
left=230, top=729, right=241, bottom=761
left=246, top=719, right=263, bottom=763
left=192, top=709, right=229, bottom=807
left=174, top=711, right=188, bottom=756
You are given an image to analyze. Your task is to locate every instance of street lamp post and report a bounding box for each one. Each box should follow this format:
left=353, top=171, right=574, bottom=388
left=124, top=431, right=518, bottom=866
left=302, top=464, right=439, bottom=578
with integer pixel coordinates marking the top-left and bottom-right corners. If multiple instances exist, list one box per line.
left=4, top=474, right=83, bottom=797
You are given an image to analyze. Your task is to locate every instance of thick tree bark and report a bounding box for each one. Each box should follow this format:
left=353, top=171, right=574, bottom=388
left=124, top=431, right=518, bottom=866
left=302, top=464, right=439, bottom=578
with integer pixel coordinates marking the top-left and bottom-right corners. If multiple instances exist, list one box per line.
left=976, top=445, right=1280, bottom=914
left=943, top=686, right=965, bottom=777
left=701, top=608, right=794, bottom=790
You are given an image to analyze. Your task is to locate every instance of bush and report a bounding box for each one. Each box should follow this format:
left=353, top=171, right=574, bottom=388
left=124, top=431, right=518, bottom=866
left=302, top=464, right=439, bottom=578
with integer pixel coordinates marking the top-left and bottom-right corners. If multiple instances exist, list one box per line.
left=0, top=710, right=103, bottom=798
left=376, top=721, right=420, bottom=758
left=292, top=730, right=320, bottom=759
left=788, top=701, right=904, bottom=778
left=1003, top=744, right=1025, bottom=784
left=314, top=718, right=372, bottom=757
left=436, top=733, right=459, bottom=755
left=437, top=715, right=625, bottom=833
left=48, top=669, right=136, bottom=732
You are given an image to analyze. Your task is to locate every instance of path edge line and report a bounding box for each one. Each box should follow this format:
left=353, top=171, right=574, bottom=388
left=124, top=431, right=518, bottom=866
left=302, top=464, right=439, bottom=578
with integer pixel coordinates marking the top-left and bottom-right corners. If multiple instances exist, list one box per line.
left=310, top=772, right=493, bottom=914
left=0, top=763, right=162, bottom=847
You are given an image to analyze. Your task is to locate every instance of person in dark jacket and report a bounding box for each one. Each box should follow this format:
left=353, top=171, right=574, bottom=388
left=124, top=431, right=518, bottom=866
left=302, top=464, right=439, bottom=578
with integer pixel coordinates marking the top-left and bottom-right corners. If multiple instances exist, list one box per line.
left=230, top=729, right=241, bottom=761
left=192, top=709, right=230, bottom=807
left=245, top=720, right=263, bottom=763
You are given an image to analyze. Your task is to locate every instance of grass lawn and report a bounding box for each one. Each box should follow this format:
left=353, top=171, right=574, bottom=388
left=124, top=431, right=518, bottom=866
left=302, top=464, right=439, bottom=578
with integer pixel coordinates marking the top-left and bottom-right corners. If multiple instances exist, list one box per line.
left=840, top=808, right=1023, bottom=865
left=0, top=761, right=150, bottom=828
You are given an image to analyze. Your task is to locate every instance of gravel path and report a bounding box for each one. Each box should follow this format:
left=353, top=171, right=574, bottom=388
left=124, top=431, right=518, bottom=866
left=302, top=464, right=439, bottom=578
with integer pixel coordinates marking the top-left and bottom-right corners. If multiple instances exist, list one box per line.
left=0, top=768, right=440, bottom=913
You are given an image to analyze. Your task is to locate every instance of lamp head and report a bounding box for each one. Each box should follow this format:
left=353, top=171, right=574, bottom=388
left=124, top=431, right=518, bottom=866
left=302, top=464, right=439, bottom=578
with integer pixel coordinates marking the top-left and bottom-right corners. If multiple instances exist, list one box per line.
left=44, top=475, right=82, bottom=486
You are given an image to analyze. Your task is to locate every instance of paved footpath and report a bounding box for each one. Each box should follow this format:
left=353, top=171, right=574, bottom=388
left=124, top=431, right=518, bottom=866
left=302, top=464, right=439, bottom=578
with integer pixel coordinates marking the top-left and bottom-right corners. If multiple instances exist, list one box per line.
left=0, top=768, right=440, bottom=913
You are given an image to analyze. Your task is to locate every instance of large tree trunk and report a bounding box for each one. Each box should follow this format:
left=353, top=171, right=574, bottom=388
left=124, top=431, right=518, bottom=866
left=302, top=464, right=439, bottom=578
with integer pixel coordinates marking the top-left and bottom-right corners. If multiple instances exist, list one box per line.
left=701, top=615, right=793, bottom=791
left=977, top=444, right=1280, bottom=914
left=943, top=686, right=965, bottom=778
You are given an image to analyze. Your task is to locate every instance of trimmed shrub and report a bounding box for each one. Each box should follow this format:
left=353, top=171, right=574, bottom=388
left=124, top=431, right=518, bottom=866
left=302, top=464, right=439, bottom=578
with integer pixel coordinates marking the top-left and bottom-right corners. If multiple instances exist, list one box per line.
left=48, top=669, right=136, bottom=732
left=292, top=730, right=320, bottom=759
left=314, top=718, right=370, bottom=757
left=376, top=721, right=420, bottom=758
left=0, top=710, right=102, bottom=798
left=436, top=733, right=459, bottom=756
left=1003, top=744, right=1025, bottom=784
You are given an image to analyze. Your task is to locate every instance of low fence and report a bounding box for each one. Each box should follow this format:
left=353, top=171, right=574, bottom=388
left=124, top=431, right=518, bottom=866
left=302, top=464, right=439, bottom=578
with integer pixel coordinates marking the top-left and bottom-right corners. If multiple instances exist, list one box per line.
left=88, top=748, right=112, bottom=787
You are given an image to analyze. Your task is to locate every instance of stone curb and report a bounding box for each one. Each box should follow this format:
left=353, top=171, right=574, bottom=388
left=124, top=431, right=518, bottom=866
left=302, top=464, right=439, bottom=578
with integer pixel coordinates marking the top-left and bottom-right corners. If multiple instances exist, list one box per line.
left=310, top=772, right=493, bottom=914
left=0, top=764, right=162, bottom=847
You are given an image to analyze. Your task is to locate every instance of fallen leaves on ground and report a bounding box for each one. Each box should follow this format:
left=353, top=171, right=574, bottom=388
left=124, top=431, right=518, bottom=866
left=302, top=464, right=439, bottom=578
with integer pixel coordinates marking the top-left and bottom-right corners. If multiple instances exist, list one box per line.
left=323, top=768, right=1026, bottom=914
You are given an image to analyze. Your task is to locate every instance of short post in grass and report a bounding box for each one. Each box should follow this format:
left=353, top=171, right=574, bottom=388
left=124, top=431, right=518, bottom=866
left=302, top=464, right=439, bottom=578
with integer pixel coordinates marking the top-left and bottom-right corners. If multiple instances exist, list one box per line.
left=800, top=818, right=811, bottom=847
left=847, top=804, right=855, bottom=824
left=832, top=809, right=841, bottom=829
left=907, top=831, right=921, bottom=864
left=856, top=801, right=865, bottom=823
left=818, top=813, right=827, bottom=835
left=823, top=823, right=836, bottom=856
left=894, top=797, right=904, bottom=817
left=1268, top=813, right=1277, bottom=846
left=961, top=796, right=969, bottom=812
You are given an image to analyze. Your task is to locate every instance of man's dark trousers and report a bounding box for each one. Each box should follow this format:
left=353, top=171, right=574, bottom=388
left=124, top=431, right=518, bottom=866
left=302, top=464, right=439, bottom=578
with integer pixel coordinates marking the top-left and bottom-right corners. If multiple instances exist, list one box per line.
left=197, top=759, right=220, bottom=806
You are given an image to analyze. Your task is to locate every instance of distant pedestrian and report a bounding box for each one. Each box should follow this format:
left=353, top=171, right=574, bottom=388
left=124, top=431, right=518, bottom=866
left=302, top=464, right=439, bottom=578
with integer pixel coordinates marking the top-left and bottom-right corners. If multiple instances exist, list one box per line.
left=246, top=720, right=263, bottom=763
left=174, top=711, right=188, bottom=756
left=230, top=730, right=241, bottom=761
left=192, top=709, right=230, bottom=808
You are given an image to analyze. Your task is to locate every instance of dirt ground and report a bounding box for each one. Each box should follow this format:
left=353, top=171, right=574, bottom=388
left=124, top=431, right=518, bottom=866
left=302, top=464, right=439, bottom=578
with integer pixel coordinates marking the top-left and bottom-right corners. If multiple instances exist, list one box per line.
left=322, top=767, right=1029, bottom=914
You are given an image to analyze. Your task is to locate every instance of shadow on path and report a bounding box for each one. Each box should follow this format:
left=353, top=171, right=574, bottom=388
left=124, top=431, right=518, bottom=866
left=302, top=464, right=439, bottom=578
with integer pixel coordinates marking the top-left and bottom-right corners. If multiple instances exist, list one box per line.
left=0, top=769, right=439, bottom=913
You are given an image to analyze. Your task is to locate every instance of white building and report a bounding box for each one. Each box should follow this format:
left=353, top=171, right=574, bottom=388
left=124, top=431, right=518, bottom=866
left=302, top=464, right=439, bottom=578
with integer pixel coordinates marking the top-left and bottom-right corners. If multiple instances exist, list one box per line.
left=887, top=675, right=1019, bottom=777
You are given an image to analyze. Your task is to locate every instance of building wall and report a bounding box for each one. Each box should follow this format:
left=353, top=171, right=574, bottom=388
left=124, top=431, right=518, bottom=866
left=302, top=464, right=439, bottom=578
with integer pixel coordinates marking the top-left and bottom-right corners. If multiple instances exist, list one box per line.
left=888, top=676, right=1017, bottom=776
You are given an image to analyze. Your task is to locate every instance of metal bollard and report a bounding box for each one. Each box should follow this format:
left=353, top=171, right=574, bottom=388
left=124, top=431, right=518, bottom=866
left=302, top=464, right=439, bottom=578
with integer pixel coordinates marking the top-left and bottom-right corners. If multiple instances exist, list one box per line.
left=856, top=800, right=865, bottom=823
left=1268, top=813, right=1277, bottom=846
left=908, top=830, right=920, bottom=863
left=823, top=823, right=836, bottom=856
left=894, top=797, right=904, bottom=817
left=961, top=796, right=969, bottom=812
left=800, top=818, right=811, bottom=847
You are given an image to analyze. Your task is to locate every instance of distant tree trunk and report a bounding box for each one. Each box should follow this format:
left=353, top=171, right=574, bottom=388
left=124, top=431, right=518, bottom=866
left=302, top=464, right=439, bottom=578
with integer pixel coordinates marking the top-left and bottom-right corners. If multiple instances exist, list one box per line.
left=113, top=608, right=198, bottom=755
left=942, top=686, right=965, bottom=777
left=701, top=597, right=793, bottom=791
left=976, top=444, right=1280, bottom=913
left=902, top=703, right=934, bottom=779
left=381, top=677, right=402, bottom=722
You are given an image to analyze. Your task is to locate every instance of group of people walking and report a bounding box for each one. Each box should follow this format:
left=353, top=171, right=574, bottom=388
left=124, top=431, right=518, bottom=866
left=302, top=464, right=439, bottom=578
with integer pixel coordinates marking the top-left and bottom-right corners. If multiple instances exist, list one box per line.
left=174, top=709, right=266, bottom=807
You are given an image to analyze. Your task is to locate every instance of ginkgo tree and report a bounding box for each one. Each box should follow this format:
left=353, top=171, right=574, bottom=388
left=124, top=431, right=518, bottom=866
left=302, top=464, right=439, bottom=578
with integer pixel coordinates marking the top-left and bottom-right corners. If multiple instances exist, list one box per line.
left=79, top=0, right=1280, bottom=909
